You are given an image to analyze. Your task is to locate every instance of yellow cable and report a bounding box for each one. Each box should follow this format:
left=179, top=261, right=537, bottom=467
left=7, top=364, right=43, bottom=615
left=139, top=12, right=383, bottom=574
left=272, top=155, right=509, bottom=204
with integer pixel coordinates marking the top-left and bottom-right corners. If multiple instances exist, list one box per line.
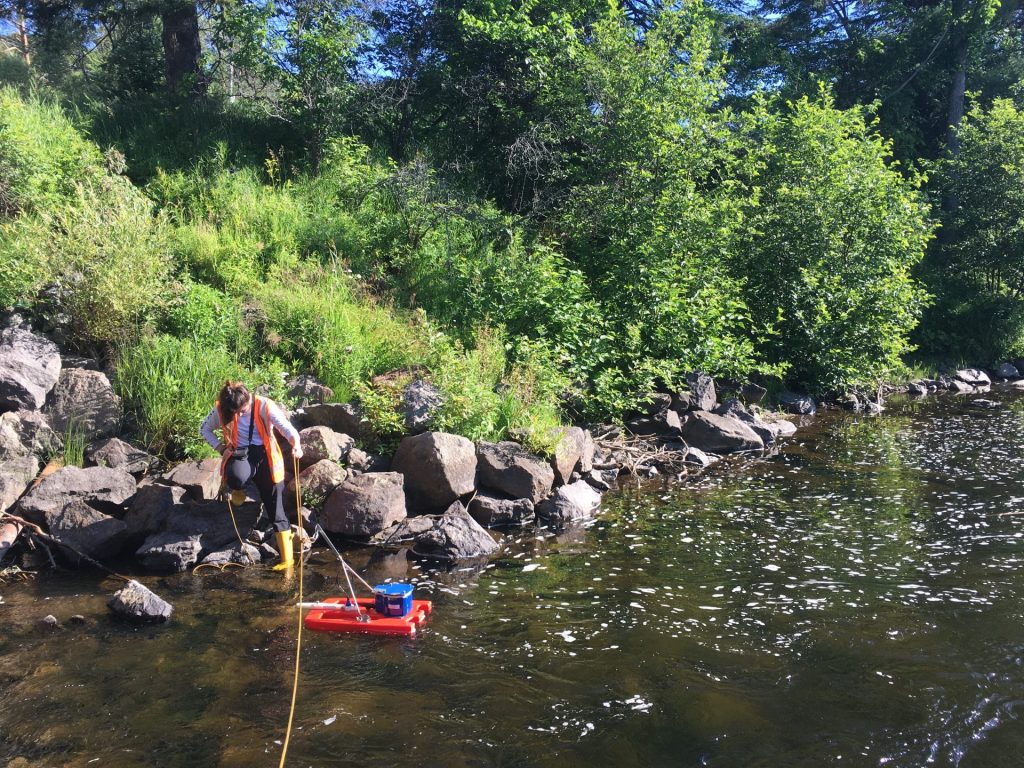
left=278, top=455, right=304, bottom=768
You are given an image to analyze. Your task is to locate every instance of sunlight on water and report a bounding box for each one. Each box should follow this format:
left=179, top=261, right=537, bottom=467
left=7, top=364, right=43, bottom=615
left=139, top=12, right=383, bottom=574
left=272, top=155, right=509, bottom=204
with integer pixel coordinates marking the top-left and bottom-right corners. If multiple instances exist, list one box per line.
left=3, top=392, right=1024, bottom=767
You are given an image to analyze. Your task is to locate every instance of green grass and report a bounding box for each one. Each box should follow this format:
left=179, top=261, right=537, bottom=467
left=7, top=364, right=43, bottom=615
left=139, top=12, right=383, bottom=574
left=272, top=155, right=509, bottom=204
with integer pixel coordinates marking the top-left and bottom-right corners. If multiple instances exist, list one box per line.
left=61, top=419, right=86, bottom=468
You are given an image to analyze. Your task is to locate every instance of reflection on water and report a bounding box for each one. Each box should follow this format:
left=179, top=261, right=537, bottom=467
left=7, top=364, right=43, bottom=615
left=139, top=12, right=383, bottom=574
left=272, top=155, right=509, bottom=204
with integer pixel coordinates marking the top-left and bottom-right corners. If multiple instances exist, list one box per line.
left=4, top=392, right=1024, bottom=767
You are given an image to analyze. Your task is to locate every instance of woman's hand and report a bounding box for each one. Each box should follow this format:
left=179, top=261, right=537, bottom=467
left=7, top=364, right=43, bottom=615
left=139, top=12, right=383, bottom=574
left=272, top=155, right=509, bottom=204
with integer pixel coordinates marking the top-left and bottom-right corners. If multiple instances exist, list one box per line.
left=292, top=444, right=303, bottom=460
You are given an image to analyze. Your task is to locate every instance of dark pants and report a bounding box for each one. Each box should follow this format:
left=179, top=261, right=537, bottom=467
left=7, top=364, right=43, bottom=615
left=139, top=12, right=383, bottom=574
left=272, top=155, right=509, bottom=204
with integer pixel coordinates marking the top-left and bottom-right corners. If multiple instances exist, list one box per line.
left=224, top=445, right=288, bottom=532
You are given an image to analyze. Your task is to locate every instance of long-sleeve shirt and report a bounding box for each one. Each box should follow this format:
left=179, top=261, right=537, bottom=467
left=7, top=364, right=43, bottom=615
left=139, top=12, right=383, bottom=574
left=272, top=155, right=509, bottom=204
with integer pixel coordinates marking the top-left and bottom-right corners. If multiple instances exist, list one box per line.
left=200, top=398, right=300, bottom=451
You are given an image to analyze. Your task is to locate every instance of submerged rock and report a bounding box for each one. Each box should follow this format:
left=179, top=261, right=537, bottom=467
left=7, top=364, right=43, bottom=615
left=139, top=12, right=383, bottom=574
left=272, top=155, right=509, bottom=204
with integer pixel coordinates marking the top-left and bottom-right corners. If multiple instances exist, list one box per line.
left=108, top=579, right=173, bottom=623
left=468, top=492, right=535, bottom=527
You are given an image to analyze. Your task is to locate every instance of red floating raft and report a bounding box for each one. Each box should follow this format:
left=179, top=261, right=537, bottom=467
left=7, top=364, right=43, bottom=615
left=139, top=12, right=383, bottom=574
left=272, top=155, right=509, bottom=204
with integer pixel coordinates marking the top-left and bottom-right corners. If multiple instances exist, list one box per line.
left=303, top=597, right=433, bottom=636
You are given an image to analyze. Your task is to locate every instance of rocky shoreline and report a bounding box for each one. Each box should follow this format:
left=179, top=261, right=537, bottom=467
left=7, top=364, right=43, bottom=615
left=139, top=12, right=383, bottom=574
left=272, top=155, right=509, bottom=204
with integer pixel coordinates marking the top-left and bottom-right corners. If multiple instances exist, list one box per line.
left=0, top=320, right=1014, bottom=622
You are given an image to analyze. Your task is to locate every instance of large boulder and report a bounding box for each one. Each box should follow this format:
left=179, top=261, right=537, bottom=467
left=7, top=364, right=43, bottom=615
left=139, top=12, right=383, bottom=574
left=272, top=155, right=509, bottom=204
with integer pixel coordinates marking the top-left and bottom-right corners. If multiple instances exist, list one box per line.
left=199, top=542, right=261, bottom=566
left=994, top=362, right=1019, bottom=380
left=295, top=402, right=367, bottom=438
left=391, top=431, right=477, bottom=510
left=122, top=482, right=188, bottom=539
left=45, top=499, right=129, bottom=563
left=136, top=532, right=203, bottom=572
left=955, top=368, right=992, bottom=388
left=468, top=492, right=535, bottom=527
left=740, top=382, right=768, bottom=404
left=288, top=459, right=347, bottom=502
left=686, top=373, right=717, bottom=412
left=537, top=481, right=602, bottom=526
left=15, top=465, right=136, bottom=525
left=298, top=426, right=354, bottom=465
left=322, top=472, right=407, bottom=538
left=10, top=410, right=61, bottom=456
left=0, top=327, right=61, bottom=411
left=412, top=502, right=500, bottom=561
left=680, top=411, right=764, bottom=453
left=44, top=368, right=123, bottom=440
left=778, top=391, right=817, bottom=416
left=550, top=427, right=593, bottom=486
left=476, top=441, right=555, bottom=504
left=401, top=379, right=443, bottom=433
left=285, top=374, right=334, bottom=407
left=0, top=454, right=39, bottom=513
left=163, top=499, right=261, bottom=552
left=108, top=579, right=173, bottom=622
left=87, top=438, right=156, bottom=476
left=160, top=458, right=221, bottom=501
left=625, top=409, right=682, bottom=437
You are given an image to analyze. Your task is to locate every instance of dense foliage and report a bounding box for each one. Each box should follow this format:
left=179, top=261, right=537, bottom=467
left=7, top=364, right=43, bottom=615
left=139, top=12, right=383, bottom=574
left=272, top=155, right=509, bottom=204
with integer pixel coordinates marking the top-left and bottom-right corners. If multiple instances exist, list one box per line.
left=1, top=0, right=1020, bottom=454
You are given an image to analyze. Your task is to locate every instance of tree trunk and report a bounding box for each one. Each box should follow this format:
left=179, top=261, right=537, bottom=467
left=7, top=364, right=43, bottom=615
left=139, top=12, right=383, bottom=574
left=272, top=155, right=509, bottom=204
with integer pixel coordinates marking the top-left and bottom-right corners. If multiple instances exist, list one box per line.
left=15, top=7, right=30, bottom=67
left=941, top=37, right=969, bottom=223
left=161, top=2, right=205, bottom=96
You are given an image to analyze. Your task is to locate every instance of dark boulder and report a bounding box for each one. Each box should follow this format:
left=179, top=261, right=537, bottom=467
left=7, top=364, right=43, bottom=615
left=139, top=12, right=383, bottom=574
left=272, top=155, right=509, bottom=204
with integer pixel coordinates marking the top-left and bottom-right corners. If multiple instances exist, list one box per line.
left=322, top=472, right=407, bottom=538
left=15, top=465, right=136, bottom=525
left=537, top=481, right=602, bottom=526
left=401, top=378, right=443, bottom=433
left=285, top=374, right=334, bottom=407
left=550, top=427, right=593, bottom=486
left=347, top=447, right=390, bottom=473
left=391, top=431, right=477, bottom=510
left=199, top=542, right=261, bottom=566
left=44, top=368, right=123, bottom=440
left=295, top=402, right=367, bottom=438
left=0, top=327, right=61, bottom=411
left=468, top=492, right=535, bottom=527
left=686, top=373, right=718, bottom=412
left=122, top=482, right=188, bottom=539
left=476, top=441, right=554, bottom=504
left=45, top=499, right=129, bottom=563
left=994, top=362, right=1019, bottom=380
left=778, top=391, right=817, bottom=416
left=740, top=382, right=768, bottom=404
left=625, top=409, right=682, bottom=437
left=108, top=579, right=173, bottom=622
left=635, top=393, right=672, bottom=416
left=954, top=368, right=991, bottom=388
left=680, top=411, right=764, bottom=453
left=136, top=532, right=203, bottom=572
left=412, top=502, right=500, bottom=561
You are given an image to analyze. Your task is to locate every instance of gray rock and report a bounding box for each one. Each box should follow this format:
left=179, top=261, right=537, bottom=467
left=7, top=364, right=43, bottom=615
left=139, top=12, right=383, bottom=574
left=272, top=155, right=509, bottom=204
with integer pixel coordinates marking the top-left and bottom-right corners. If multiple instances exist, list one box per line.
left=199, top=542, right=260, bottom=566
left=298, top=426, right=354, bottom=465
left=37, top=614, right=60, bottom=630
left=108, top=579, right=173, bottom=622
left=670, top=392, right=693, bottom=413
left=636, top=393, right=672, bottom=416
left=550, top=427, right=590, bottom=486
left=413, top=502, right=500, bottom=561
left=0, top=412, right=28, bottom=461
left=907, top=382, right=928, bottom=396
left=947, top=378, right=975, bottom=393
left=865, top=401, right=885, bottom=414
left=45, top=499, right=129, bottom=563
left=954, top=368, right=991, bottom=387
left=402, top=379, right=443, bottom=433
left=768, top=418, right=798, bottom=438
left=741, top=382, right=768, bottom=404
left=0, top=454, right=37, bottom=513
left=285, top=374, right=334, bottom=407
left=476, top=441, right=555, bottom=504
left=164, top=499, right=262, bottom=552
left=686, top=373, right=718, bottom=412
left=289, top=459, right=347, bottom=502
left=322, top=472, right=406, bottom=538
left=779, top=391, right=817, bottom=415
left=44, top=368, right=122, bottom=440
left=295, top=402, right=367, bottom=438
left=625, top=409, right=682, bottom=437
left=371, top=515, right=436, bottom=544
left=87, top=438, right=155, bottom=476
left=537, top=481, right=602, bottom=526
left=347, top=447, right=390, bottom=473
left=392, top=431, right=477, bottom=510
left=682, top=446, right=716, bottom=468
left=160, top=458, right=221, bottom=501
left=1013, top=379, right=1024, bottom=390
left=10, top=410, right=61, bottom=456
left=136, top=532, right=203, bottom=572
left=680, top=411, right=764, bottom=453
left=995, top=363, right=1020, bottom=380
left=122, top=483, right=188, bottom=539
left=15, top=465, right=136, bottom=525
left=468, top=492, right=535, bottom=527
left=0, top=327, right=61, bottom=411
left=583, top=469, right=617, bottom=492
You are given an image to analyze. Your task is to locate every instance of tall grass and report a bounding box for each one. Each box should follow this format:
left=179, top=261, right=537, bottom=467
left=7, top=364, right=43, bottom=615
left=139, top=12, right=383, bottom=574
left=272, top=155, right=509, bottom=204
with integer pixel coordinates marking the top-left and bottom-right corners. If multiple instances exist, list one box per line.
left=61, top=419, right=86, bottom=468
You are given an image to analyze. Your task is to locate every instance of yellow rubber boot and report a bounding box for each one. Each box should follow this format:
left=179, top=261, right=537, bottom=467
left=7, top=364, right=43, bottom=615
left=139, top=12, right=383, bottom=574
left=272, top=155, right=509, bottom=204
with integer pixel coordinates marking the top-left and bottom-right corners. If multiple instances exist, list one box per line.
left=272, top=529, right=294, bottom=571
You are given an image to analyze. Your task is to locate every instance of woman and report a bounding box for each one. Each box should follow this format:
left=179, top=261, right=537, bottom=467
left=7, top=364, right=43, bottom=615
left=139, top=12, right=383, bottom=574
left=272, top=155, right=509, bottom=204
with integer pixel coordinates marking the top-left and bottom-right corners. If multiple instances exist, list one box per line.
left=200, top=381, right=304, bottom=571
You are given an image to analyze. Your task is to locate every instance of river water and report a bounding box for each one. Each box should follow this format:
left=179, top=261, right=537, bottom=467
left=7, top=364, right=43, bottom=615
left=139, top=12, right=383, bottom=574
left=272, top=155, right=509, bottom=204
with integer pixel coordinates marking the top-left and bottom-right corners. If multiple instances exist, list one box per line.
left=3, top=391, right=1024, bottom=767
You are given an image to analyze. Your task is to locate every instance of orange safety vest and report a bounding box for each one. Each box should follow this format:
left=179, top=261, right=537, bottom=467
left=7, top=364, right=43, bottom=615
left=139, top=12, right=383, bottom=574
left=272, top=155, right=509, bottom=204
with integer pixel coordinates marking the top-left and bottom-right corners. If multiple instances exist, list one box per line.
left=218, top=396, right=286, bottom=484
